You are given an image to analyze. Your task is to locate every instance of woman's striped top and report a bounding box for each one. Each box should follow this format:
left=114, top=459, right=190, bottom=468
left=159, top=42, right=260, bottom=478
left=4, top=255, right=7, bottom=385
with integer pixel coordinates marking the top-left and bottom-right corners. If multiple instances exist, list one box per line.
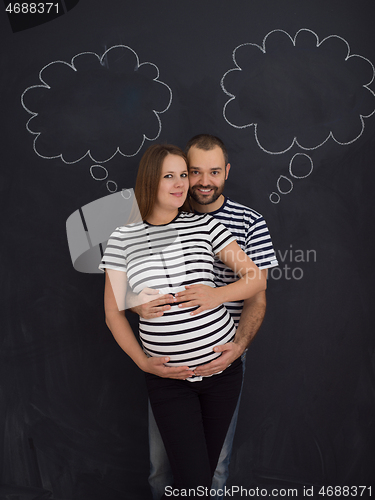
left=99, top=212, right=237, bottom=371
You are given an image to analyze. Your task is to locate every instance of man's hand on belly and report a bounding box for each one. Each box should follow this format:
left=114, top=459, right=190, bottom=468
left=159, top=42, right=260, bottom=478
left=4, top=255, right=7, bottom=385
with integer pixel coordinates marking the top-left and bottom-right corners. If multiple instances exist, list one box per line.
left=193, top=342, right=243, bottom=377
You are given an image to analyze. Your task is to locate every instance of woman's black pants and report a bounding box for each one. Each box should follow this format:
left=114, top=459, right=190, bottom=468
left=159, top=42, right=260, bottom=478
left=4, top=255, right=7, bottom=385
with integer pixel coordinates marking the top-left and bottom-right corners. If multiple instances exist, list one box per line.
left=145, top=357, right=243, bottom=498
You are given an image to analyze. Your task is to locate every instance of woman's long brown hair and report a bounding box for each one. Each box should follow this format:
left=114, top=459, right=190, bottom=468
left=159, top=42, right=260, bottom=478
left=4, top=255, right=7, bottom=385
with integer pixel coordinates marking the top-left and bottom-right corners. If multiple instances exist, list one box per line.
left=134, top=144, right=189, bottom=221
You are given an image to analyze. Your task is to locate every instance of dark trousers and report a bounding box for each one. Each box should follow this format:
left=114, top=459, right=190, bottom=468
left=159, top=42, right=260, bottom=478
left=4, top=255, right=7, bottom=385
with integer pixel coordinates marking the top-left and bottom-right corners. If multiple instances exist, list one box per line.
left=145, top=358, right=243, bottom=498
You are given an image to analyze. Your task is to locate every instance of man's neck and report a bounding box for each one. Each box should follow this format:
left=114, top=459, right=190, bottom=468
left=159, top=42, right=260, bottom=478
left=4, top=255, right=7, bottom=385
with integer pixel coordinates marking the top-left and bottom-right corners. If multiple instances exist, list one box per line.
left=190, top=194, right=225, bottom=214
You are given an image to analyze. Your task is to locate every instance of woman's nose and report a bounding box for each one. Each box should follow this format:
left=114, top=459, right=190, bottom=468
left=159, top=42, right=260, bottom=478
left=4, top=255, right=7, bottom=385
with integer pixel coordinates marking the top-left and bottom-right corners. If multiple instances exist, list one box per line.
left=174, top=177, right=185, bottom=188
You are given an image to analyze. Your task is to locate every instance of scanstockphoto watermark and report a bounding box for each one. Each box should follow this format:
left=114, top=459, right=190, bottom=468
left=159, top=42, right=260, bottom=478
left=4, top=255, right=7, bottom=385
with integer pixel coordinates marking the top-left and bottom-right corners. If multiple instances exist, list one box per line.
left=164, top=485, right=372, bottom=497
left=164, top=485, right=300, bottom=497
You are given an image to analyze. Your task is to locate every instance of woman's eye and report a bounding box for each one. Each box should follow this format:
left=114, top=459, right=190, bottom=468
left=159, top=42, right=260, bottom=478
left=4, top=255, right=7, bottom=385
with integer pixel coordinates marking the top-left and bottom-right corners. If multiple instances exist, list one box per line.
left=181, top=173, right=188, bottom=178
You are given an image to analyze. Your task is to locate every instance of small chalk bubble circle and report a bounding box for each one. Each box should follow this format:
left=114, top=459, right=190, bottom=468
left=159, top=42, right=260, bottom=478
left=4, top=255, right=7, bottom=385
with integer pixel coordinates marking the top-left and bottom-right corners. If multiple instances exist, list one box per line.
left=277, top=175, right=293, bottom=194
left=289, top=153, right=313, bottom=179
left=121, top=189, right=132, bottom=199
left=269, top=192, right=281, bottom=204
left=106, top=180, right=118, bottom=193
left=90, top=165, right=108, bottom=181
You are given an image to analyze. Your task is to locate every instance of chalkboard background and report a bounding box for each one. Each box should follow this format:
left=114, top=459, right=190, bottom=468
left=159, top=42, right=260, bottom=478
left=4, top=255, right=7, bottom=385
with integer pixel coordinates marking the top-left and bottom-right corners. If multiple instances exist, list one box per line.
left=1, top=0, right=375, bottom=498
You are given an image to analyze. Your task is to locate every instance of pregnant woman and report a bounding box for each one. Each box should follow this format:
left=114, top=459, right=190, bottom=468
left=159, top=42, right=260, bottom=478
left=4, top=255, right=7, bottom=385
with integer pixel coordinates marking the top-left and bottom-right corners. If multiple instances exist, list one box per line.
left=99, top=144, right=266, bottom=498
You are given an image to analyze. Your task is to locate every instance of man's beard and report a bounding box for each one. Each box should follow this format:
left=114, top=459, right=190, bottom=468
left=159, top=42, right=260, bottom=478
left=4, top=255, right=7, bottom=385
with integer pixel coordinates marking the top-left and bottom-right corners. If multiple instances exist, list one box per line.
left=189, top=183, right=224, bottom=206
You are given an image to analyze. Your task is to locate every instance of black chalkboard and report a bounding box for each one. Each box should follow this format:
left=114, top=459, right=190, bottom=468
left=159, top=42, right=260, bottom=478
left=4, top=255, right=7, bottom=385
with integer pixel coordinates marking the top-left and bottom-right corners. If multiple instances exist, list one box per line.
left=1, top=0, right=375, bottom=498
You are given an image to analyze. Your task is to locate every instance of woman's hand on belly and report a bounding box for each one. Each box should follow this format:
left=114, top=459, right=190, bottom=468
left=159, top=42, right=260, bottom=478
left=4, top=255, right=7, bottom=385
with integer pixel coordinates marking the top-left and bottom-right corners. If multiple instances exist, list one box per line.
left=141, top=356, right=195, bottom=379
left=174, top=284, right=224, bottom=316
left=131, top=288, right=175, bottom=319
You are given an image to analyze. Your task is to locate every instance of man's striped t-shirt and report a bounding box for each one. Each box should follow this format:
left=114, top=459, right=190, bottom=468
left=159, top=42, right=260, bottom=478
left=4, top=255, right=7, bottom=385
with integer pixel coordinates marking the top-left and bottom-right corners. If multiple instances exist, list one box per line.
left=99, top=212, right=238, bottom=370
left=197, top=197, right=278, bottom=327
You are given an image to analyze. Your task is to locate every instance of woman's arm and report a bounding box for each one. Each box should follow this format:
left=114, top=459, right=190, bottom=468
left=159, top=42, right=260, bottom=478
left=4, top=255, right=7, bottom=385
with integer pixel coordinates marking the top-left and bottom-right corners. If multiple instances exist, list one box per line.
left=175, top=240, right=266, bottom=315
left=104, top=269, right=194, bottom=379
left=104, top=269, right=148, bottom=368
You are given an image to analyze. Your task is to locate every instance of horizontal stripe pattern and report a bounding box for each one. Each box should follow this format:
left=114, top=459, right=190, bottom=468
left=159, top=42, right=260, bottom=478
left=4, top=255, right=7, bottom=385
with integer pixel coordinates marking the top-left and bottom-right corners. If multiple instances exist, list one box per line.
left=99, top=212, right=237, bottom=368
left=199, top=197, right=278, bottom=326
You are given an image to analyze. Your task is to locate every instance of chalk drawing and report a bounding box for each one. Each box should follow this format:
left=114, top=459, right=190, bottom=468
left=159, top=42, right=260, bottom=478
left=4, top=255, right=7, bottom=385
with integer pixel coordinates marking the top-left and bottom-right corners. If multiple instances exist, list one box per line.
left=90, top=165, right=108, bottom=181
left=21, top=45, right=172, bottom=193
left=277, top=175, right=293, bottom=194
left=269, top=154, right=314, bottom=203
left=221, top=29, right=375, bottom=155
left=269, top=192, right=281, bottom=204
left=21, top=45, right=172, bottom=163
left=289, top=153, right=314, bottom=179
left=121, top=189, right=132, bottom=200
left=106, top=180, right=118, bottom=193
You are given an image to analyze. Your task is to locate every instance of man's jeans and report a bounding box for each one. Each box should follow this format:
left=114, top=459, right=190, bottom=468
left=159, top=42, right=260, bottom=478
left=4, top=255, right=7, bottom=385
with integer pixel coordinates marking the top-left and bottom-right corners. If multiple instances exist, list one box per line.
left=148, top=353, right=247, bottom=500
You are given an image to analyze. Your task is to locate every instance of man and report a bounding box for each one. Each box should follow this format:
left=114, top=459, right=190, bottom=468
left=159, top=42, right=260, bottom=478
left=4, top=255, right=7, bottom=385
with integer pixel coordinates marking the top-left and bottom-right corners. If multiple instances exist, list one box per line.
left=132, top=135, right=278, bottom=499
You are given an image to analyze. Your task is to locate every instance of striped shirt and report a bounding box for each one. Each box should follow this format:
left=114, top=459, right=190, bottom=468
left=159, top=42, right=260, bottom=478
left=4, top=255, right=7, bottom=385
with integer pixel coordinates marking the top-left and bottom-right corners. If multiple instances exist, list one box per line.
left=99, top=212, right=237, bottom=370
left=197, top=197, right=278, bottom=326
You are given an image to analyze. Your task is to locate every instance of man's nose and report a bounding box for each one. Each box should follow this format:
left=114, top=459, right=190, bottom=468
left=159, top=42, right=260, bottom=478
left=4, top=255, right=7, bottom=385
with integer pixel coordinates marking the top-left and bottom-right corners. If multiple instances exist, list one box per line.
left=200, top=173, right=210, bottom=186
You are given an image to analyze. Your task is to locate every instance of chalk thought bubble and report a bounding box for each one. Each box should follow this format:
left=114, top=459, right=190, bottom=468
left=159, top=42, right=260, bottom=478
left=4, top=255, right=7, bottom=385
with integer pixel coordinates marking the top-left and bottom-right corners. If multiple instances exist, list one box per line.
left=221, top=29, right=375, bottom=154
left=21, top=45, right=172, bottom=163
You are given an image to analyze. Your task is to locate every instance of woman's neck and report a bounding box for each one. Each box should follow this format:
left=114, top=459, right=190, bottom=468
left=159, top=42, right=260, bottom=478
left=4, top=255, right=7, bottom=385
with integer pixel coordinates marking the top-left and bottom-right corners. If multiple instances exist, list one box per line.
left=146, top=208, right=179, bottom=226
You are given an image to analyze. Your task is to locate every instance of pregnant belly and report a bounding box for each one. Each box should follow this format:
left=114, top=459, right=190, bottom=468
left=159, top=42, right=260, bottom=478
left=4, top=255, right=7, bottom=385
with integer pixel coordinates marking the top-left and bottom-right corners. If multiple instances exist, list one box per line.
left=139, top=304, right=236, bottom=369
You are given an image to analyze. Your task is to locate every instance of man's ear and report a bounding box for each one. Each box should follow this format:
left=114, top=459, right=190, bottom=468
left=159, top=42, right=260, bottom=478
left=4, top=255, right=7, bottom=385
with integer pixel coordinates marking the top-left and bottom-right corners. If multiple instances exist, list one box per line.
left=225, top=163, right=231, bottom=180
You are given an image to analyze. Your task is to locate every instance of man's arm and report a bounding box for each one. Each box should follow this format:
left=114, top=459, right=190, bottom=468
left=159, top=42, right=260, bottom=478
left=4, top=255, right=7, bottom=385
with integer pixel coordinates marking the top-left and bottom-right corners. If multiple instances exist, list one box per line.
left=193, top=270, right=267, bottom=377
left=232, top=288, right=267, bottom=352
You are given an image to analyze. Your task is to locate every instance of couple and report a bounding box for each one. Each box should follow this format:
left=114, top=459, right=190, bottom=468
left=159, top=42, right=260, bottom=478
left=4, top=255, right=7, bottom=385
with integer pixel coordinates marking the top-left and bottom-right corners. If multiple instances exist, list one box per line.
left=100, top=135, right=278, bottom=498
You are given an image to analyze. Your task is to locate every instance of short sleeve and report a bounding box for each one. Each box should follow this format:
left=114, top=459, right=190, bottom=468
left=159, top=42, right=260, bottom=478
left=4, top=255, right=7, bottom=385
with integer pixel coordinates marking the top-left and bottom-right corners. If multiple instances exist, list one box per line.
left=98, top=227, right=128, bottom=273
left=205, top=214, right=236, bottom=255
left=245, top=215, right=278, bottom=270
